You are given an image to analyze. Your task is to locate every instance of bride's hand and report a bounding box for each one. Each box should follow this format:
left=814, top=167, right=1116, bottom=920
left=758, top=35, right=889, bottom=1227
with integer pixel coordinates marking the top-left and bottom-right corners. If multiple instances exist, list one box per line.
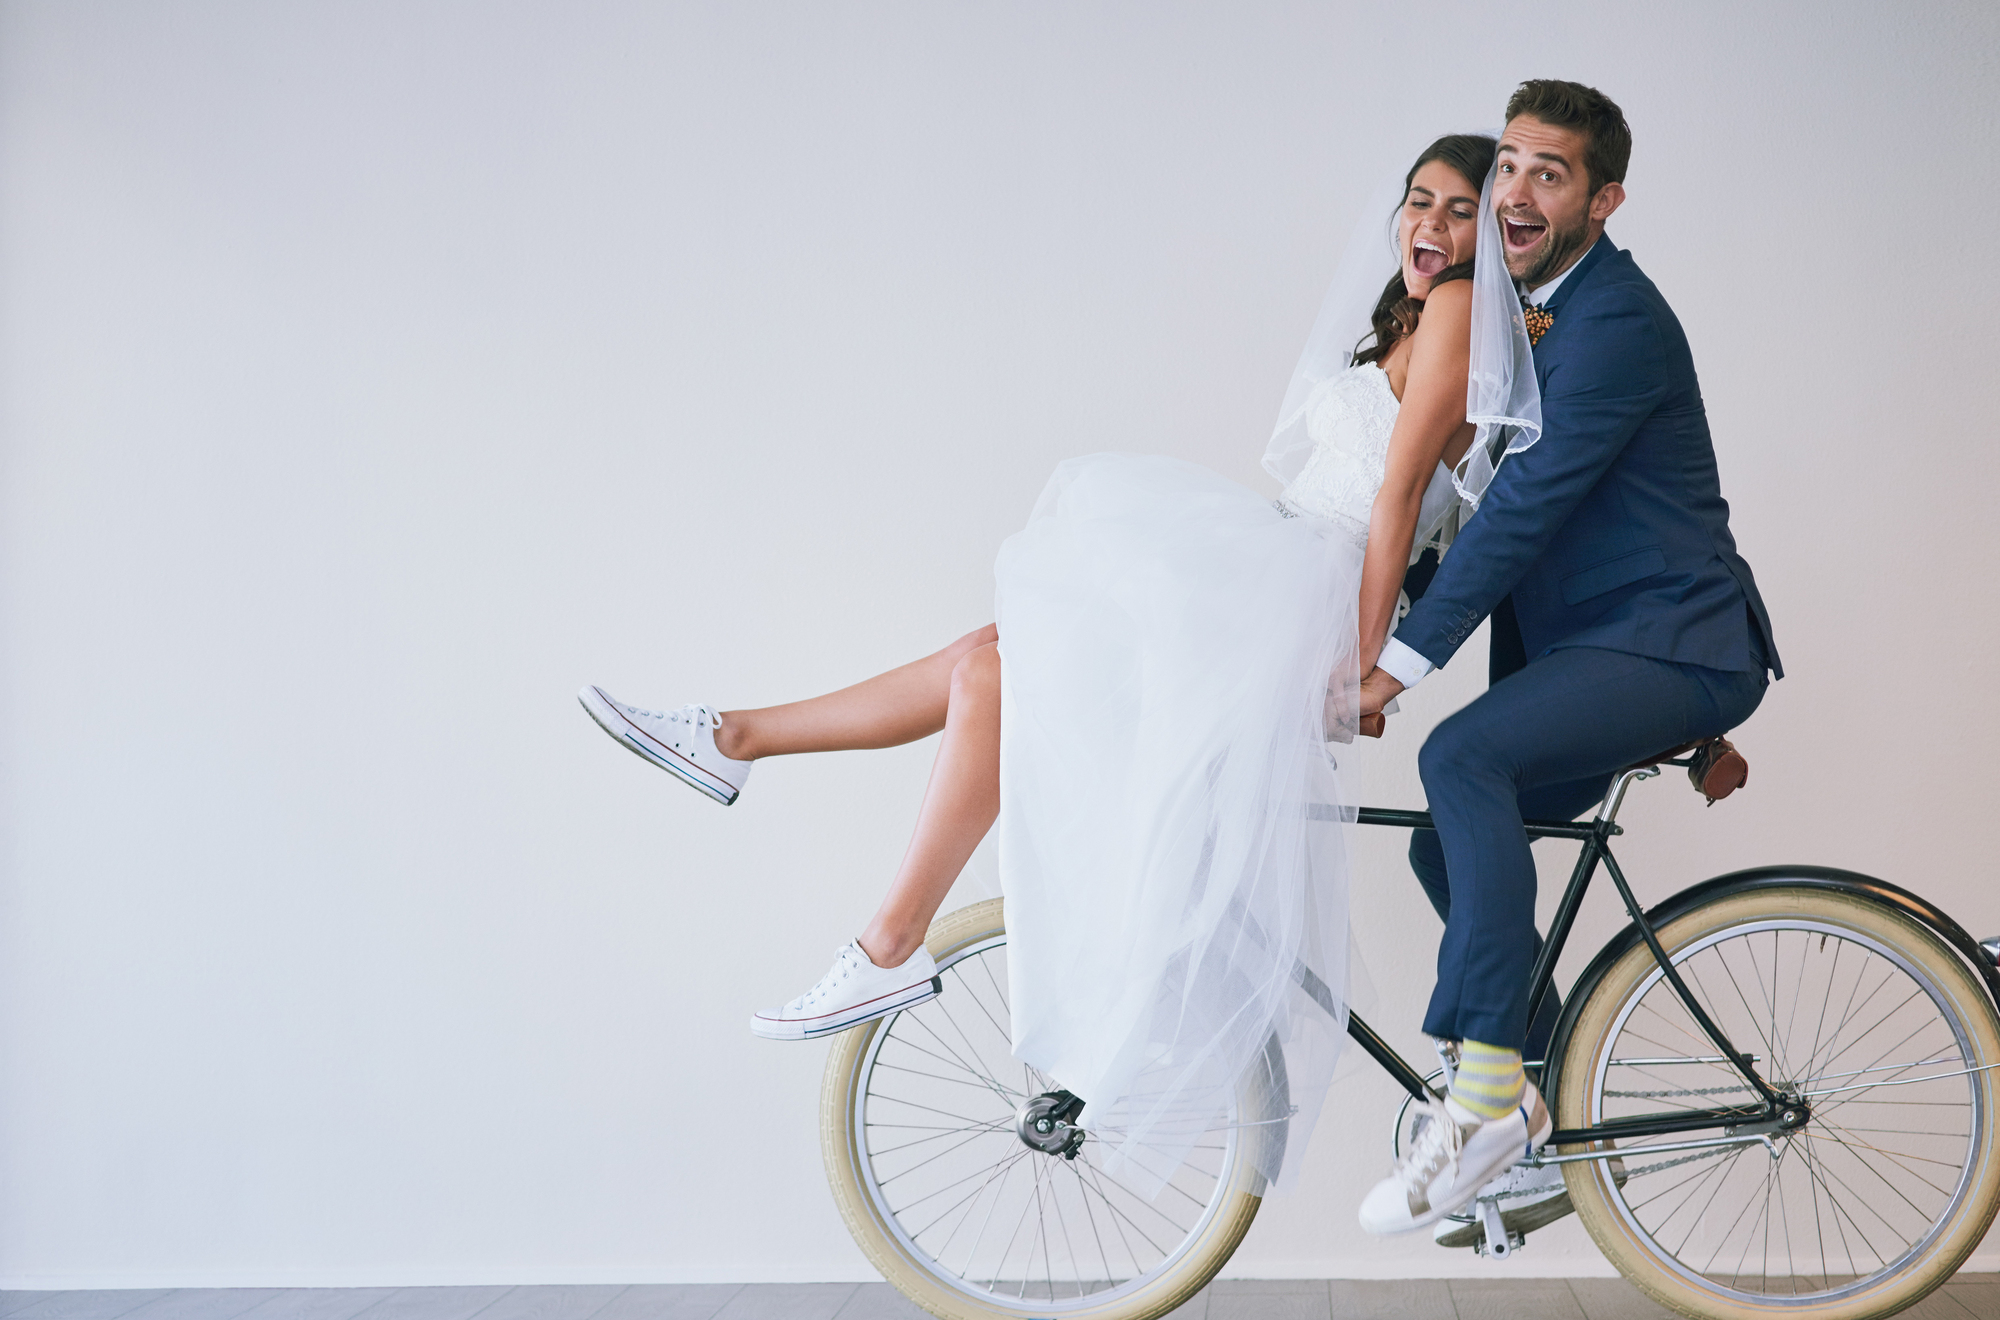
left=1358, top=667, right=1405, bottom=719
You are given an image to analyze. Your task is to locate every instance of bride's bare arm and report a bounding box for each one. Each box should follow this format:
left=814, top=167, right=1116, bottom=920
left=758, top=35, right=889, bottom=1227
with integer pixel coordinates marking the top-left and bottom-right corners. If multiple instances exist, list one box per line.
left=1357, top=282, right=1476, bottom=672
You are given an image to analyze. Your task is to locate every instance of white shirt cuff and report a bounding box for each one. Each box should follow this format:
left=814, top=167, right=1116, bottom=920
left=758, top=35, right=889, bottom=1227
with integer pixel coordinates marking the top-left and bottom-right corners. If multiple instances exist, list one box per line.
left=1376, top=636, right=1436, bottom=690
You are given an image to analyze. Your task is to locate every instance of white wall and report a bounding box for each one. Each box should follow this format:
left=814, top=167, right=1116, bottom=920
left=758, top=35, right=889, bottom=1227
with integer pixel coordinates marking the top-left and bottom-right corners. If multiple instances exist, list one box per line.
left=2, top=0, right=1996, bottom=1288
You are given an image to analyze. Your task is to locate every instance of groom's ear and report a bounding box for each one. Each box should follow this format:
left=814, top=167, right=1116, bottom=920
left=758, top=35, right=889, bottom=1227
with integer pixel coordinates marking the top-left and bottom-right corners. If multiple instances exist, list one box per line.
left=1590, top=181, right=1627, bottom=223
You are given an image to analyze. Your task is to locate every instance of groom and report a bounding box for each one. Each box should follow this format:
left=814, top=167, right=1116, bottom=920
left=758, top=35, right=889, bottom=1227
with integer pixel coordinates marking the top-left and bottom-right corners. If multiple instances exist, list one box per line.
left=1354, top=80, right=1781, bottom=1234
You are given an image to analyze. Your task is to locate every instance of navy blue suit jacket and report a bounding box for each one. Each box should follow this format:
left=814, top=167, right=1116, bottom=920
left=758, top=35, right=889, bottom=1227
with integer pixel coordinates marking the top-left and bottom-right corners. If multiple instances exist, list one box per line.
left=1398, top=235, right=1781, bottom=680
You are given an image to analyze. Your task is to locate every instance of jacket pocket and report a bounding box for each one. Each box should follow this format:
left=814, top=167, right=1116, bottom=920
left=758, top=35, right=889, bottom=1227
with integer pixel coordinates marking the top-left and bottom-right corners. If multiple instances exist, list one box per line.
left=1560, top=546, right=1666, bottom=606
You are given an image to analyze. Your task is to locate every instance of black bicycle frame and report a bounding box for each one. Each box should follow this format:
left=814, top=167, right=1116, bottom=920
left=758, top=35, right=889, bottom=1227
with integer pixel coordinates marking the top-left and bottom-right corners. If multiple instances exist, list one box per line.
left=1343, top=805, right=1782, bottom=1146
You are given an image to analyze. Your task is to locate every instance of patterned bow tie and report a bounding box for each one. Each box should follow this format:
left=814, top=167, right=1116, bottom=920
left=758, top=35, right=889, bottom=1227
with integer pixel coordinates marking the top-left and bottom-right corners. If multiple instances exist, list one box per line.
left=1522, top=296, right=1553, bottom=346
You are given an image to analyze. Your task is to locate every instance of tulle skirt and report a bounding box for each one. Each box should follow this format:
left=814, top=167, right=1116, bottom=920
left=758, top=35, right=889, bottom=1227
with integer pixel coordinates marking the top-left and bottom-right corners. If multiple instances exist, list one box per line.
left=994, top=453, right=1361, bottom=1194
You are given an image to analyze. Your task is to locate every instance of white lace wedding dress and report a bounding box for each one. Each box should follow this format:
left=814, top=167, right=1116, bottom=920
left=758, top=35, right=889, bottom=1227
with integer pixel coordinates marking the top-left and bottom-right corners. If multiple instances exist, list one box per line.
left=993, top=362, right=1460, bottom=1193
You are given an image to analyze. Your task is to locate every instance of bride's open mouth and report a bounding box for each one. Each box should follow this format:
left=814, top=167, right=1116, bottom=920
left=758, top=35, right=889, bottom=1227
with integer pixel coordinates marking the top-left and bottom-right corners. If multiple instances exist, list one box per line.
left=1503, top=216, right=1548, bottom=251
left=1412, top=239, right=1449, bottom=278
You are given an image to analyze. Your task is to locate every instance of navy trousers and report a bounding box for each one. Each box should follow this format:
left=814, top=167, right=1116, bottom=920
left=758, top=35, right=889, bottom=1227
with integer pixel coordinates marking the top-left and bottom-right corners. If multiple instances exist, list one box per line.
left=1415, top=644, right=1767, bottom=1051
left=1407, top=771, right=1606, bottom=1067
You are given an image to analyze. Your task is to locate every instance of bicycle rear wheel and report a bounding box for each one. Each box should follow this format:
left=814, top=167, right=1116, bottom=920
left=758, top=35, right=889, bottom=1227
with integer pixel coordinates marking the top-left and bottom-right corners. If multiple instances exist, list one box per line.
left=1559, top=884, right=2000, bottom=1319
left=821, top=898, right=1282, bottom=1320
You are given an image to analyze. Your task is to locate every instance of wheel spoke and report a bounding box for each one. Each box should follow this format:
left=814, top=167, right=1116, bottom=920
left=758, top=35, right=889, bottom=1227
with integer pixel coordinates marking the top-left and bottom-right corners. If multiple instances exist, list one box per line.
left=844, top=933, right=1248, bottom=1310
left=1072, top=1156, right=1172, bottom=1257
left=903, top=1007, right=1021, bottom=1108
left=1664, top=1145, right=1746, bottom=1257
left=1644, top=1152, right=1740, bottom=1247
left=868, top=1119, right=1014, bottom=1158
left=951, top=962, right=1013, bottom=1046
left=1791, top=1133, right=1905, bottom=1259
left=1798, top=961, right=1900, bottom=1083
left=1804, top=988, right=1933, bottom=1092
left=1623, top=1148, right=1741, bottom=1215
left=1067, top=1156, right=1142, bottom=1277
left=910, top=1147, right=1029, bottom=1244
left=1583, top=910, right=1990, bottom=1306
left=880, top=1032, right=1027, bottom=1099
left=872, top=1059, right=1030, bottom=1094
left=1794, top=1137, right=1882, bottom=1273
left=954, top=1149, right=1026, bottom=1280
left=878, top=1123, right=1026, bottom=1189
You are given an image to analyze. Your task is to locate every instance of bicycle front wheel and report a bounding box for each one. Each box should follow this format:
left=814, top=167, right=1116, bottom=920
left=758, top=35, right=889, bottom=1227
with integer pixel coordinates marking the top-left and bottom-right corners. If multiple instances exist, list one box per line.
left=820, top=898, right=1282, bottom=1320
left=1558, top=883, right=2000, bottom=1319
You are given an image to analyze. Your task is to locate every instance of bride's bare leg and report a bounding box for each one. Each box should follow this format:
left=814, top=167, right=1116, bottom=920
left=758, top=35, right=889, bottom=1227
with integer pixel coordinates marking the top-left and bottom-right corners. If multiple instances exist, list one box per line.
left=857, top=641, right=1002, bottom=968
left=715, top=624, right=997, bottom=761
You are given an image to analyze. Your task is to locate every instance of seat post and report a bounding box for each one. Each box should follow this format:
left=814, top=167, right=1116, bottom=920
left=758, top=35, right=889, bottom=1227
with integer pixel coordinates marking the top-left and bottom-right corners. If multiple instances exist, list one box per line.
left=1596, top=766, right=1660, bottom=824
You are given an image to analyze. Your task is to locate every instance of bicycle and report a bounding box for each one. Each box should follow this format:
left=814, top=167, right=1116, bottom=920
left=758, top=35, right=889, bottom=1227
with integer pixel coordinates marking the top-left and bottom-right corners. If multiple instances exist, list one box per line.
left=817, top=738, right=2000, bottom=1320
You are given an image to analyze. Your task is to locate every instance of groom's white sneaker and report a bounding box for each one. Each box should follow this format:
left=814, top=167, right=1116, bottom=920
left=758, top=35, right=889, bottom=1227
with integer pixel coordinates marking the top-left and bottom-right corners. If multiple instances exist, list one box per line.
left=578, top=687, right=752, bottom=805
left=1359, top=1084, right=1553, bottom=1234
left=752, top=940, right=941, bottom=1040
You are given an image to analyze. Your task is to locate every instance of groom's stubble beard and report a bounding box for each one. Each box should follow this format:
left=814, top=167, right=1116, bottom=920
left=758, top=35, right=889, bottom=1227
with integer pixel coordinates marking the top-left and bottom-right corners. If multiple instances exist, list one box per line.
left=1507, top=204, right=1594, bottom=288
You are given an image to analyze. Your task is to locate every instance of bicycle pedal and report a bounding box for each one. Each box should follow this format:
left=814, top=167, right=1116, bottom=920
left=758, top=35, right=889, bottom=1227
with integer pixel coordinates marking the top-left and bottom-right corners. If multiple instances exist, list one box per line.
left=1475, top=1199, right=1524, bottom=1259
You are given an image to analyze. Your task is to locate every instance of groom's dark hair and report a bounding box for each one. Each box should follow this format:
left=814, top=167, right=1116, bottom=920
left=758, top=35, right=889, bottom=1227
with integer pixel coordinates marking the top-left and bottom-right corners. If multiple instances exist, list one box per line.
left=1505, top=80, right=1631, bottom=195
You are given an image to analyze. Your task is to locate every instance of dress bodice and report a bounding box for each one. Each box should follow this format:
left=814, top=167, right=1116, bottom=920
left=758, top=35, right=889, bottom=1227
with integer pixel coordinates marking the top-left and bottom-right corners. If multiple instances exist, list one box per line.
left=1278, top=364, right=1461, bottom=561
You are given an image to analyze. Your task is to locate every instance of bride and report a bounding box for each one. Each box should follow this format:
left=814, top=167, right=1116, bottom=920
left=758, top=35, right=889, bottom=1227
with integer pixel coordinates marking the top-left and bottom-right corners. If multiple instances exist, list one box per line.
left=580, top=132, right=1537, bottom=1188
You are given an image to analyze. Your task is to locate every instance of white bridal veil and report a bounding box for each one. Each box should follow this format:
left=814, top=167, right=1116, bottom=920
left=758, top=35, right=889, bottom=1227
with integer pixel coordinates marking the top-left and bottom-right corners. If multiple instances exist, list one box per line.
left=997, top=136, right=1544, bottom=1206
left=1265, top=138, right=1542, bottom=507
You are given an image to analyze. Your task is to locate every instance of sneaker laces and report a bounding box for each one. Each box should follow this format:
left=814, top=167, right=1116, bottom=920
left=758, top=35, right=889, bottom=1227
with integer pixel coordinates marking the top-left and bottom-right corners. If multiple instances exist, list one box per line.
left=1398, top=1094, right=1467, bottom=1190
left=620, top=700, right=718, bottom=726
left=787, top=945, right=863, bottom=1013
left=632, top=702, right=721, bottom=752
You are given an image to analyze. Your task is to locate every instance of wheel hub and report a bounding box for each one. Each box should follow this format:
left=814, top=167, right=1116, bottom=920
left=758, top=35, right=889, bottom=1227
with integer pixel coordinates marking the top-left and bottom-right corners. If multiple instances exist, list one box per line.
left=1725, top=1089, right=1810, bottom=1141
left=1016, top=1089, right=1087, bottom=1159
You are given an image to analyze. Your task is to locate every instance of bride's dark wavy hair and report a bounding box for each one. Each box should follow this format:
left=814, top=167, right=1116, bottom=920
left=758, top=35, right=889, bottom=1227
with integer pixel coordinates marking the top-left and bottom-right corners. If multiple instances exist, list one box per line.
left=1351, top=133, right=1496, bottom=368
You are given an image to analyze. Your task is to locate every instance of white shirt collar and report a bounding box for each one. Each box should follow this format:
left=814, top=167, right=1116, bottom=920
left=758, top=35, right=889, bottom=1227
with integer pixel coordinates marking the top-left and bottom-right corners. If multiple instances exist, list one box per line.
left=1522, top=257, right=1578, bottom=307
left=1520, top=234, right=1608, bottom=306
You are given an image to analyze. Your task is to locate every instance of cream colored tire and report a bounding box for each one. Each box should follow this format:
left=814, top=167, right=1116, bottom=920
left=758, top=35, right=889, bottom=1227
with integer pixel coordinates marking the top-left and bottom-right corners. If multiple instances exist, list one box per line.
left=1558, top=886, right=2000, bottom=1319
left=820, top=898, right=1272, bottom=1320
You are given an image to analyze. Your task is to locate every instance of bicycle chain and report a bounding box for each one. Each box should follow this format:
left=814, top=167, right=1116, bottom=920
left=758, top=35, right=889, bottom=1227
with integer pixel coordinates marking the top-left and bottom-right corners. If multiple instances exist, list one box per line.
left=1474, top=1142, right=1751, bottom=1209
left=1486, top=1079, right=1793, bottom=1203
left=1617, top=1142, right=1756, bottom=1181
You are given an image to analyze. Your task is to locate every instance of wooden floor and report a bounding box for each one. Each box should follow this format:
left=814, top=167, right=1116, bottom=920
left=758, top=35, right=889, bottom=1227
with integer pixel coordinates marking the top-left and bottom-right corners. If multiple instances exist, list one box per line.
left=1, top=1278, right=1994, bottom=1320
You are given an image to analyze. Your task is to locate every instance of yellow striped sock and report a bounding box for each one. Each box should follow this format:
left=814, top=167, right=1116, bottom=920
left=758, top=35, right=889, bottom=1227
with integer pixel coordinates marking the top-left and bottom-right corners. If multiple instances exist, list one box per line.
left=1449, top=1039, right=1526, bottom=1120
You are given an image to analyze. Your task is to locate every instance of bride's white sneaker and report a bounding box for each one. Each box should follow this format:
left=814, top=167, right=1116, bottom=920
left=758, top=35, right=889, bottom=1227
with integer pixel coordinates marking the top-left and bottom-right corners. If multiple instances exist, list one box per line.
left=578, top=687, right=752, bottom=805
left=752, top=940, right=941, bottom=1041
left=1359, top=1084, right=1553, bottom=1235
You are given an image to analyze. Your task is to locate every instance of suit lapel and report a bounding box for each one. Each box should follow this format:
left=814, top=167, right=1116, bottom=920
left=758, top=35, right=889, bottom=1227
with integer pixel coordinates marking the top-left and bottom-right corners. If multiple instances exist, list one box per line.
left=1531, top=234, right=1617, bottom=387
left=1539, top=234, right=1615, bottom=323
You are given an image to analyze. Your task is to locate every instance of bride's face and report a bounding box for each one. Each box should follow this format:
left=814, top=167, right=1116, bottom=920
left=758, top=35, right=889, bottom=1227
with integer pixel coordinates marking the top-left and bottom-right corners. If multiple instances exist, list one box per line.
left=1399, top=162, right=1481, bottom=299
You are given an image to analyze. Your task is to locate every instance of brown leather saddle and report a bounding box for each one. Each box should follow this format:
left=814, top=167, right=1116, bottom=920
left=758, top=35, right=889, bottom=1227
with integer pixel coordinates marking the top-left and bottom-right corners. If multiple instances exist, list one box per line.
left=1628, top=735, right=1749, bottom=805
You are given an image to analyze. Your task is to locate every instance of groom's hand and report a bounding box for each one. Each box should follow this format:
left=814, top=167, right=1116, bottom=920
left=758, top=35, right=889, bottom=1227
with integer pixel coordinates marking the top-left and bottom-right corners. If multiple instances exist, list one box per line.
left=1358, top=667, right=1405, bottom=721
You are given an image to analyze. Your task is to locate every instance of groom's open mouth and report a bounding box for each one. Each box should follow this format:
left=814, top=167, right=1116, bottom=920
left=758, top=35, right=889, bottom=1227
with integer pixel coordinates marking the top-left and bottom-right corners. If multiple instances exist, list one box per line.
left=1412, top=239, right=1449, bottom=278
left=1503, top=216, right=1548, bottom=251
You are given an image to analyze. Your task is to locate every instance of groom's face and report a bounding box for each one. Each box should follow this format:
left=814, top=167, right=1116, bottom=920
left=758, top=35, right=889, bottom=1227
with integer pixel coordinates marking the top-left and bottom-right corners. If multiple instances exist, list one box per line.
left=1494, top=117, right=1620, bottom=288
